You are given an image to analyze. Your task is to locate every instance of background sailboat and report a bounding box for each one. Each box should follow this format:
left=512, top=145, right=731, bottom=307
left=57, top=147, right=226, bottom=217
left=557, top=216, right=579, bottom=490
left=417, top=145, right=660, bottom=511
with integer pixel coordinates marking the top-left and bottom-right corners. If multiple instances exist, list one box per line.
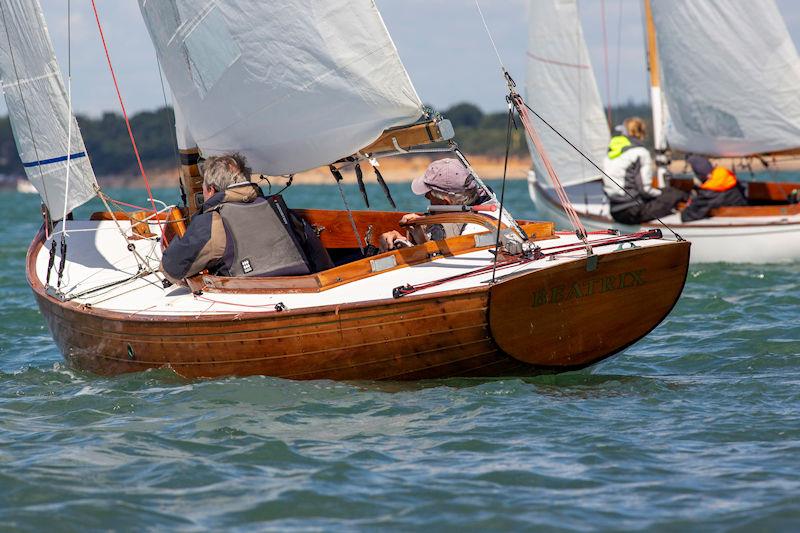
left=526, top=0, right=800, bottom=264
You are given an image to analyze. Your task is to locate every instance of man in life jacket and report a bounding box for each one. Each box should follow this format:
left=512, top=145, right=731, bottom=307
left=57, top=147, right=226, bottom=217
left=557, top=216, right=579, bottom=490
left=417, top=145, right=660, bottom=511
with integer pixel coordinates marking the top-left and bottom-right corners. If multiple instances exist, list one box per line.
left=161, top=153, right=331, bottom=285
left=680, top=155, right=747, bottom=222
left=602, top=117, right=688, bottom=224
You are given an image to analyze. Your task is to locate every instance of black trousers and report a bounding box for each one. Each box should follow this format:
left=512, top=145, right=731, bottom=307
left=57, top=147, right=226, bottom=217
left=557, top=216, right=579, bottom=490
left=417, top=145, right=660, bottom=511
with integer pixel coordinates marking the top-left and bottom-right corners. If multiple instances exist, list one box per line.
left=611, top=187, right=689, bottom=225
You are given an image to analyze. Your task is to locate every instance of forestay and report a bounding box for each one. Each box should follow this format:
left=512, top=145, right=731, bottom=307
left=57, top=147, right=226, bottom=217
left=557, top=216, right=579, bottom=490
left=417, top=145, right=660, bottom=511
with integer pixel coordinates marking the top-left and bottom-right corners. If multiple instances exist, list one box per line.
left=138, top=0, right=423, bottom=175
left=652, top=0, right=800, bottom=157
left=0, top=0, right=96, bottom=218
left=525, top=0, right=609, bottom=187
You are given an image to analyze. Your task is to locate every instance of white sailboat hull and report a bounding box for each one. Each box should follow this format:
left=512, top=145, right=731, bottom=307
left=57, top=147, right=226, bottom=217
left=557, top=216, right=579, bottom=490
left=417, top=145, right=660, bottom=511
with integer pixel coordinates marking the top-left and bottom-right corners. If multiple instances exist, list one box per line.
left=528, top=172, right=800, bottom=264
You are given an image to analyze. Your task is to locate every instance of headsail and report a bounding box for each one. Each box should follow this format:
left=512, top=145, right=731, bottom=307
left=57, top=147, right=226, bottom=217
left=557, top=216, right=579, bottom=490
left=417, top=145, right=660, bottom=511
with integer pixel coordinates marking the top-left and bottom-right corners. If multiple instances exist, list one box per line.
left=525, top=0, right=609, bottom=187
left=138, top=0, right=424, bottom=176
left=651, top=0, right=800, bottom=157
left=0, top=0, right=97, bottom=218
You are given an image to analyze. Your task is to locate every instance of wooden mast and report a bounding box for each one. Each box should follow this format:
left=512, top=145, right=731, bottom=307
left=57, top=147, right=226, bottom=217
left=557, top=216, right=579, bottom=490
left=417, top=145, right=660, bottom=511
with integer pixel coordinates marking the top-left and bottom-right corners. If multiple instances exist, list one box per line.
left=179, top=147, right=203, bottom=214
left=643, top=0, right=669, bottom=186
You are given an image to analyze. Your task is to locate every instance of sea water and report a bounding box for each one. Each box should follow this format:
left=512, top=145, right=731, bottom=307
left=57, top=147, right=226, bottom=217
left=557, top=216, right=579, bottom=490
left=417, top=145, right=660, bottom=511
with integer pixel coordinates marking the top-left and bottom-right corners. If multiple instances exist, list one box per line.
left=1, top=181, right=799, bottom=531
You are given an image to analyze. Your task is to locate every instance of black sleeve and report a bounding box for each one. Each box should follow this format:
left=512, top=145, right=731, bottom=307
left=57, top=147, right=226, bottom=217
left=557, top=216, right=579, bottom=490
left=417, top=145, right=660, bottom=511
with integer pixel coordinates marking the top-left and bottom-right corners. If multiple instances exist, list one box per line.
left=161, top=213, right=213, bottom=279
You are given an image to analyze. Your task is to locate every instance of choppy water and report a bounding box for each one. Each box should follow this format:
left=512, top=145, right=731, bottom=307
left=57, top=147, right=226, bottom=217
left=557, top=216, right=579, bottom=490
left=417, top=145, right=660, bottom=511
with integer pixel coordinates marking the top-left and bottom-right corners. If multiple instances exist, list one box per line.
left=1, top=182, right=799, bottom=531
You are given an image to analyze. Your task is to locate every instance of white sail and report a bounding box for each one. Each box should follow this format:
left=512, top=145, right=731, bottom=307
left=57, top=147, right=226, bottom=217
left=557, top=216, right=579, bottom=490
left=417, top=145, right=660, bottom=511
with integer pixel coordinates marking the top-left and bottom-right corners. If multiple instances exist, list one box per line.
left=651, top=0, right=800, bottom=157
left=138, top=0, right=424, bottom=176
left=0, top=0, right=97, bottom=218
left=525, top=0, right=609, bottom=187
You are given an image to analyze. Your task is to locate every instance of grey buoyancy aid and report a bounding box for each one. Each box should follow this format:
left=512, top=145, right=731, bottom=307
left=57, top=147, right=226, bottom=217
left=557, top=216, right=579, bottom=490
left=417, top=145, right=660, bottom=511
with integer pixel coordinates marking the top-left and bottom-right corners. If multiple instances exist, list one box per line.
left=216, top=195, right=314, bottom=277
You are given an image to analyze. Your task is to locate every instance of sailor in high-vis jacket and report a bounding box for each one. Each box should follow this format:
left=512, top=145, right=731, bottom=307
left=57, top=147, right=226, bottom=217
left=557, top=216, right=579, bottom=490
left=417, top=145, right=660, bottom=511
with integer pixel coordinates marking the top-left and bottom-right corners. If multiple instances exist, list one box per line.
left=160, top=154, right=330, bottom=286
left=602, top=117, right=687, bottom=225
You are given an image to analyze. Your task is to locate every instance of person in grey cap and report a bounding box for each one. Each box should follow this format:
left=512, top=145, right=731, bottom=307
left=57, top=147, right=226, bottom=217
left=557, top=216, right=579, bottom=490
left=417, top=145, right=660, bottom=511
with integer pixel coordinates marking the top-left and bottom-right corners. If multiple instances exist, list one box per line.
left=379, top=158, right=495, bottom=251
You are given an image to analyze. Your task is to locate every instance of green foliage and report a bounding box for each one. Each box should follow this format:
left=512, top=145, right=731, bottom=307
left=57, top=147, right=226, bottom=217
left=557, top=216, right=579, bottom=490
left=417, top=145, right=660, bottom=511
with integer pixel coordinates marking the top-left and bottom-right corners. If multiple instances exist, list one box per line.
left=0, top=106, right=178, bottom=178
left=0, top=102, right=653, bottom=179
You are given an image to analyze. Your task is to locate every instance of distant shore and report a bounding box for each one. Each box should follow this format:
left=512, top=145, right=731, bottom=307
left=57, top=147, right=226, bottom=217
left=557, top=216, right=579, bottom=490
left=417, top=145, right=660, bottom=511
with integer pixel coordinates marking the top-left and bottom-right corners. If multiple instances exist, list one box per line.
left=94, top=155, right=535, bottom=189
left=5, top=151, right=796, bottom=192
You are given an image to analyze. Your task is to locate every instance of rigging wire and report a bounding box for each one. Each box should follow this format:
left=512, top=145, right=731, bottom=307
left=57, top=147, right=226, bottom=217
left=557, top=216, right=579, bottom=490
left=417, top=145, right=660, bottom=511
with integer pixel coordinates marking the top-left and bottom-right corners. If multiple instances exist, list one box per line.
left=600, top=0, right=613, bottom=127
left=89, top=0, right=161, bottom=232
left=474, top=0, right=589, bottom=245
left=57, top=0, right=74, bottom=291
left=522, top=101, right=684, bottom=241
left=153, top=53, right=186, bottom=207
left=614, top=0, right=624, bottom=107
left=490, top=103, right=515, bottom=284
left=474, top=0, right=505, bottom=73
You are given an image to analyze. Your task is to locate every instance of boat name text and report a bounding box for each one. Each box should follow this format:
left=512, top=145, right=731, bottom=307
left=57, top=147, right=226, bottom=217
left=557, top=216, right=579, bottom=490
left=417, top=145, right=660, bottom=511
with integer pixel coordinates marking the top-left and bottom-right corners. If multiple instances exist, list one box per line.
left=532, top=269, right=646, bottom=307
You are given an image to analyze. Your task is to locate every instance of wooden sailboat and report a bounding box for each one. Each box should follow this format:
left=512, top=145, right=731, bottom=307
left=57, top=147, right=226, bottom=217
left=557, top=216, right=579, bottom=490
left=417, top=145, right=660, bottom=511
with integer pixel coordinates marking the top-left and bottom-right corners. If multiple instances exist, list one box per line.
left=526, top=0, right=800, bottom=264
left=6, top=0, right=690, bottom=379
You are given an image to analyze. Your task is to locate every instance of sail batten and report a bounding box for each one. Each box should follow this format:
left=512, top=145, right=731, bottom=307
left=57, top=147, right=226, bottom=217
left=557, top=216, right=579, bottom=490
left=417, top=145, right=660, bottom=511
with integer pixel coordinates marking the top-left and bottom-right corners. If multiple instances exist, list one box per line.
left=0, top=0, right=97, bottom=217
left=139, top=0, right=423, bottom=176
left=652, top=0, right=800, bottom=157
left=525, top=0, right=609, bottom=187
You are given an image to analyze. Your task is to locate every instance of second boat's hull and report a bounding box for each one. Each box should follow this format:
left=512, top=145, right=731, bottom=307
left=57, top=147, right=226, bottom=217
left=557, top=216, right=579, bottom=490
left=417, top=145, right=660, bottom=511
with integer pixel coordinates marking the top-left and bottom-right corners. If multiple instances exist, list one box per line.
left=529, top=177, right=800, bottom=264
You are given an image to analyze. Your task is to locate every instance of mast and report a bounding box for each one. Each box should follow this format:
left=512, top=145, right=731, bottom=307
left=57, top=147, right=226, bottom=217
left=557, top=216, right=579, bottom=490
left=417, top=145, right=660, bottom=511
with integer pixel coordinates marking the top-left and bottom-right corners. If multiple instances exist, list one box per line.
left=642, top=0, right=668, bottom=186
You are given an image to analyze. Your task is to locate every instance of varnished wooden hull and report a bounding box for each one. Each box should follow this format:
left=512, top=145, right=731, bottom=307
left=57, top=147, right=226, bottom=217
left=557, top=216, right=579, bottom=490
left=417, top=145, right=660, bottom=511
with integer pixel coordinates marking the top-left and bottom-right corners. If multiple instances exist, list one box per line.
left=28, top=229, right=690, bottom=379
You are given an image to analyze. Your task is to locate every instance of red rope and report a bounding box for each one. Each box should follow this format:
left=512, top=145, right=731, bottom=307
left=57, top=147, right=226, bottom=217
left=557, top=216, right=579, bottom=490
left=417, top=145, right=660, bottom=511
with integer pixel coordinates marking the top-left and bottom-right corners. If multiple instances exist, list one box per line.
left=512, top=93, right=587, bottom=239
left=90, top=0, right=161, bottom=230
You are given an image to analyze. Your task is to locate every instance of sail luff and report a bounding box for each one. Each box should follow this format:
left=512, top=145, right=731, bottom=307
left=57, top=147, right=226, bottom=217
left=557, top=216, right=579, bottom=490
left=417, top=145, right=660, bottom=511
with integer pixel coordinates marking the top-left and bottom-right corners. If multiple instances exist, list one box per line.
left=0, top=0, right=97, bottom=218
left=525, top=0, right=609, bottom=188
left=138, top=0, right=423, bottom=176
left=651, top=0, right=800, bottom=157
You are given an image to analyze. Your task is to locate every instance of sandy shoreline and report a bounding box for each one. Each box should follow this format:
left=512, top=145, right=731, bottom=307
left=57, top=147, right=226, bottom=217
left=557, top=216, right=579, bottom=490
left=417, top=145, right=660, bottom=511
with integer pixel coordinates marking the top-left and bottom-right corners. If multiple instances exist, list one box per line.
left=93, top=152, right=800, bottom=189
left=97, top=155, right=534, bottom=189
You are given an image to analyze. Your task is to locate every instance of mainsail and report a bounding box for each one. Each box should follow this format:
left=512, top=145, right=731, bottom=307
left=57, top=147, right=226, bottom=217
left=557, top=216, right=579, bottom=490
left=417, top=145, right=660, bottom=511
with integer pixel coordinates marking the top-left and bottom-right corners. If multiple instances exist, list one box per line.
left=0, top=0, right=97, bottom=218
left=651, top=0, right=800, bottom=157
left=138, top=0, right=424, bottom=175
left=525, top=0, right=609, bottom=187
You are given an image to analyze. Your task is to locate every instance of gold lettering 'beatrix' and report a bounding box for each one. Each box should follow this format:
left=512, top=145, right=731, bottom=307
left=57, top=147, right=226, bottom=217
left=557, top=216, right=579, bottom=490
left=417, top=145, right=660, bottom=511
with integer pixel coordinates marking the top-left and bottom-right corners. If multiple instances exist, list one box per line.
left=531, top=269, right=646, bottom=307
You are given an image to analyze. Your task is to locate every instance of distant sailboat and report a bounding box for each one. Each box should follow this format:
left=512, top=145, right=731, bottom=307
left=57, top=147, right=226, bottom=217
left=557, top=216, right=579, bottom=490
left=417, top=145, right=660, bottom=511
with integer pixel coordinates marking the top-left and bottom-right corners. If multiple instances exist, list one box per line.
left=6, top=0, right=689, bottom=379
left=526, top=0, right=800, bottom=263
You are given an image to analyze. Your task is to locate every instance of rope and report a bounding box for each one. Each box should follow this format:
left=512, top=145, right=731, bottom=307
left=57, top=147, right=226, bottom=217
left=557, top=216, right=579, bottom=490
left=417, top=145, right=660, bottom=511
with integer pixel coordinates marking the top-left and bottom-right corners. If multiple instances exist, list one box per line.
left=90, top=0, right=161, bottom=232
left=512, top=92, right=589, bottom=241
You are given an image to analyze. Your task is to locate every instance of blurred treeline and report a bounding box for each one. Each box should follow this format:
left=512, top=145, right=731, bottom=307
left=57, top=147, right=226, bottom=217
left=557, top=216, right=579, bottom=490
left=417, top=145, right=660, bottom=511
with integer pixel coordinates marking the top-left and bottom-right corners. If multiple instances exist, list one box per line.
left=0, top=102, right=651, bottom=177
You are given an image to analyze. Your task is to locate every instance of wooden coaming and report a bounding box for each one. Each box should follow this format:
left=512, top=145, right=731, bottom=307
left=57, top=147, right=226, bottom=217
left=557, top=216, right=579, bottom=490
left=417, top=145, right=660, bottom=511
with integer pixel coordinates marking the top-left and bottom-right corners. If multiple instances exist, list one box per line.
left=188, top=220, right=555, bottom=294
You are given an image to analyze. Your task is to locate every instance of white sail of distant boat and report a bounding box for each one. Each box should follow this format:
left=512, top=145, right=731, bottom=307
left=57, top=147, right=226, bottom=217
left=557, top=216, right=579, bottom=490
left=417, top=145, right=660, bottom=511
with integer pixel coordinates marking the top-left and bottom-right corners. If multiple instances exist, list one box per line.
left=526, top=0, right=800, bottom=263
left=0, top=0, right=96, bottom=218
left=650, top=0, right=800, bottom=157
left=137, top=0, right=424, bottom=176
left=525, top=0, right=609, bottom=191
